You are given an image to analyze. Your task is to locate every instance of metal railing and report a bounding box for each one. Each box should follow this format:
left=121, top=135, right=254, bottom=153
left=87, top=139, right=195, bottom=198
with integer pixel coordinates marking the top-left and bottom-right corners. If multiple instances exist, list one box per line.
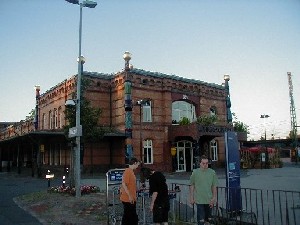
left=169, top=183, right=300, bottom=225
left=106, top=173, right=300, bottom=225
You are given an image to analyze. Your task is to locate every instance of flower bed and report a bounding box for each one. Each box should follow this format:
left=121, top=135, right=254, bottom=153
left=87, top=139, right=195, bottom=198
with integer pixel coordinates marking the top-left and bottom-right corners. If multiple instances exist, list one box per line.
left=48, top=185, right=100, bottom=196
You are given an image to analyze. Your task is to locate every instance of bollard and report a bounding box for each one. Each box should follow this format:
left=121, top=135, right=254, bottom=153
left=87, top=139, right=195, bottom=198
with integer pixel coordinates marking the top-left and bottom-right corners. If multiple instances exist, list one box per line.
left=47, top=170, right=51, bottom=187
left=45, top=170, right=54, bottom=188
left=62, top=175, right=66, bottom=187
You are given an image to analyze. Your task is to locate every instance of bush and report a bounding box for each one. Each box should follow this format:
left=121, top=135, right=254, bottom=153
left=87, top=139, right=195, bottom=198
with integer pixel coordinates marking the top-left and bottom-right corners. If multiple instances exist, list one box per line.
left=196, top=115, right=218, bottom=125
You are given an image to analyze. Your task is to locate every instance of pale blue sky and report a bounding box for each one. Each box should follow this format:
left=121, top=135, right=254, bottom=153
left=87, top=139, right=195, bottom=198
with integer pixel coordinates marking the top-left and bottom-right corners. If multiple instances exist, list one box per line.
left=1, top=0, right=299, bottom=140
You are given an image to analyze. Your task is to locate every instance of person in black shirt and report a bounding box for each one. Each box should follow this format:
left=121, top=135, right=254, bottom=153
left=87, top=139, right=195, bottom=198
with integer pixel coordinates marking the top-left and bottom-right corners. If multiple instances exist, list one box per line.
left=140, top=167, right=170, bottom=225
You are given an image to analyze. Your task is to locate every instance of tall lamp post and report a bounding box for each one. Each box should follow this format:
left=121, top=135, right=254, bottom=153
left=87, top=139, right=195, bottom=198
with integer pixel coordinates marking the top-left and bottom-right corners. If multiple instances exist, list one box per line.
left=260, top=114, right=270, bottom=169
left=66, top=0, right=97, bottom=197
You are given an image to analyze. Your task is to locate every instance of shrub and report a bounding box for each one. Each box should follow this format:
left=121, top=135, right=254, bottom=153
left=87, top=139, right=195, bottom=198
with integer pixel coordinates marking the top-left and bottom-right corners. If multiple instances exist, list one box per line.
left=196, top=115, right=218, bottom=125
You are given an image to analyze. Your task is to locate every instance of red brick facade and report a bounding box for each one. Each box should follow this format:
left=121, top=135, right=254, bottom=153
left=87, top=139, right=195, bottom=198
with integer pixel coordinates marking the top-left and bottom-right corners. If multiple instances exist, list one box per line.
left=0, top=68, right=246, bottom=174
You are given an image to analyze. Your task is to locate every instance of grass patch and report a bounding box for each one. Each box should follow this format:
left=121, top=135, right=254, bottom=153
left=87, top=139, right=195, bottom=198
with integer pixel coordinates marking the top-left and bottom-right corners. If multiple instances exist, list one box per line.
left=18, top=191, right=48, bottom=203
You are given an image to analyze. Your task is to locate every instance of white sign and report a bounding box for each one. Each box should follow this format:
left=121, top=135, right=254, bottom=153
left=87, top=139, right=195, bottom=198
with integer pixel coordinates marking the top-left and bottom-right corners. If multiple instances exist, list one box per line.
left=68, top=125, right=82, bottom=138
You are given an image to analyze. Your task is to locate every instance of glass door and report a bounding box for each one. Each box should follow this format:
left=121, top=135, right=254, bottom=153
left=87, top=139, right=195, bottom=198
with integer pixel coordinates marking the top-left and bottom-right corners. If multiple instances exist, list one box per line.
left=177, top=147, right=186, bottom=172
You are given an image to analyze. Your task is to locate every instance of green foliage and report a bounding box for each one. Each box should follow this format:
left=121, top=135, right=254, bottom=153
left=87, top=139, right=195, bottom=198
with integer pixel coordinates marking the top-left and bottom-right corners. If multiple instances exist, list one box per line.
left=179, top=117, right=191, bottom=125
left=232, top=112, right=249, bottom=133
left=196, top=114, right=218, bottom=125
left=233, top=121, right=249, bottom=133
left=63, top=76, right=111, bottom=143
left=26, top=109, right=36, bottom=121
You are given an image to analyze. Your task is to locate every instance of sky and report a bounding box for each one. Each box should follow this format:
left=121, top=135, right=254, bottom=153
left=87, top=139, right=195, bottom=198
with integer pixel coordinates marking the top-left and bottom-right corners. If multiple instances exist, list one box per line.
left=1, top=0, right=300, bottom=141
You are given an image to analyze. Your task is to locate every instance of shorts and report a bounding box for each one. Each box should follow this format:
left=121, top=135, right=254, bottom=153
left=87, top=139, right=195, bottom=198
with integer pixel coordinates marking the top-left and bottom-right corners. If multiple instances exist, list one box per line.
left=153, top=204, right=170, bottom=223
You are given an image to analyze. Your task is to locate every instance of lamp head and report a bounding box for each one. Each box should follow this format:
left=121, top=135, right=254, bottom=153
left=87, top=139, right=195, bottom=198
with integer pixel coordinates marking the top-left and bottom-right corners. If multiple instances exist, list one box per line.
left=65, top=99, right=76, bottom=107
left=123, top=51, right=131, bottom=61
left=77, top=55, right=86, bottom=64
left=224, top=74, right=230, bottom=81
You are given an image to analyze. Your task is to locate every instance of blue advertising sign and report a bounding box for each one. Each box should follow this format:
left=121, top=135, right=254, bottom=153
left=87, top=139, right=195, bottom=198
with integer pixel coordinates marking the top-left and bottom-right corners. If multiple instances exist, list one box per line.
left=108, top=169, right=125, bottom=182
left=225, top=131, right=241, bottom=212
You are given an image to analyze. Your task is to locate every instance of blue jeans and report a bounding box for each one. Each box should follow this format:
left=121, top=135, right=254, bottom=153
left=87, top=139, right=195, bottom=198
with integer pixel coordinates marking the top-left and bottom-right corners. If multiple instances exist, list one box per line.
left=196, top=204, right=211, bottom=225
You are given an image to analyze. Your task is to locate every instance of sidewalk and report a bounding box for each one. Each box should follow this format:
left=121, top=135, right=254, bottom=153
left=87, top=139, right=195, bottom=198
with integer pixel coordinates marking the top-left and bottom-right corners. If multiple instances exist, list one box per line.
left=3, top=162, right=300, bottom=192
left=80, top=162, right=300, bottom=192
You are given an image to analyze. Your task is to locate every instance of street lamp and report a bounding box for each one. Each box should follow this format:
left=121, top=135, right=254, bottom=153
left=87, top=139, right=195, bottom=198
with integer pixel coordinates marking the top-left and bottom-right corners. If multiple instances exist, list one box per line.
left=224, top=74, right=232, bottom=123
left=260, top=114, right=270, bottom=169
left=65, top=0, right=97, bottom=198
left=136, top=99, right=151, bottom=163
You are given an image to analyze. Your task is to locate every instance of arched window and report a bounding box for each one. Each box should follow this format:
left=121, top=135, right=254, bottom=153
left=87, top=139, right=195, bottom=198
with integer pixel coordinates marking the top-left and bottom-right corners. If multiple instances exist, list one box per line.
left=172, top=101, right=196, bottom=124
left=54, top=109, right=58, bottom=129
left=42, top=113, right=46, bottom=130
left=49, top=111, right=53, bottom=129
left=58, top=107, right=62, bottom=128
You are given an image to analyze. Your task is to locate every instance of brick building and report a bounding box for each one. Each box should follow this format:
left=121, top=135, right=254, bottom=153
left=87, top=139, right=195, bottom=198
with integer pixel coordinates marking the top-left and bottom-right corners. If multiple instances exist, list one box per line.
left=0, top=62, right=246, bottom=174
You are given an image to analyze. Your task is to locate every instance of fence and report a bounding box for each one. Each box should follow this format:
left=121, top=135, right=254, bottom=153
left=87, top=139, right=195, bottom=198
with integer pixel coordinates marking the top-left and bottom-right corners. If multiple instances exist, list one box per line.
left=106, top=171, right=300, bottom=225
left=106, top=168, right=180, bottom=225
left=106, top=181, right=179, bottom=224
left=170, top=182, right=300, bottom=225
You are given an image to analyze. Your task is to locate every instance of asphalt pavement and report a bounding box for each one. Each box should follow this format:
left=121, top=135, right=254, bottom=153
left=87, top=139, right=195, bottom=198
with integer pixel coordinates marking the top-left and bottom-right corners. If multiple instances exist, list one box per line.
left=0, top=163, right=299, bottom=225
left=0, top=171, right=61, bottom=225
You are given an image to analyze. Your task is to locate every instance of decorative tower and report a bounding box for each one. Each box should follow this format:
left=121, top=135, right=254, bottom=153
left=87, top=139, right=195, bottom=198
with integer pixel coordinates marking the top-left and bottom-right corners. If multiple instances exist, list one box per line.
left=123, top=51, right=133, bottom=164
left=34, top=85, right=41, bottom=130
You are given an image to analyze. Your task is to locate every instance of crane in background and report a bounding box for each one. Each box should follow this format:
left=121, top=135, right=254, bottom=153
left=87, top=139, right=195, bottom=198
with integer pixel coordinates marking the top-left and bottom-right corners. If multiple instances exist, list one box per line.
left=287, top=72, right=298, bottom=163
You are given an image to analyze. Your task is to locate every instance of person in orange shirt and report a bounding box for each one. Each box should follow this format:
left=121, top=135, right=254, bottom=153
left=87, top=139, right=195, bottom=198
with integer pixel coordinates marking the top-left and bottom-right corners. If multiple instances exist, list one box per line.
left=120, top=157, right=140, bottom=225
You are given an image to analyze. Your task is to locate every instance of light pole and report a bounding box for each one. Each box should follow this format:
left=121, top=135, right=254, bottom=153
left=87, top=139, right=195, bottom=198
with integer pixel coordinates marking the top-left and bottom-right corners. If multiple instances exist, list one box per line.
left=260, top=114, right=270, bottom=169
left=137, top=99, right=151, bottom=163
left=224, top=74, right=232, bottom=124
left=66, top=0, right=97, bottom=197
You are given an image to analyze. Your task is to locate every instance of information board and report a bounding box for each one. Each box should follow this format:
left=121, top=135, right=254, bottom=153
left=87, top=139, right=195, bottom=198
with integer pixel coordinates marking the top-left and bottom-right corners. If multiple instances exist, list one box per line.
left=225, top=131, right=242, bottom=212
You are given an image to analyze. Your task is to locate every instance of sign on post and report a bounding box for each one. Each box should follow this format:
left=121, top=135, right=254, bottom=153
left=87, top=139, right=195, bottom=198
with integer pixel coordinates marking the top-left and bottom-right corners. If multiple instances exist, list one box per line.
left=225, top=131, right=241, bottom=212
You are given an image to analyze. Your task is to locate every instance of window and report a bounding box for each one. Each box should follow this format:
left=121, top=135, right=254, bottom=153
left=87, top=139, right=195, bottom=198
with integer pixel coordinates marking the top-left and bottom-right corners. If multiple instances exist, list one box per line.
left=49, top=111, right=53, bottom=129
left=172, top=101, right=196, bottom=124
left=210, top=140, right=218, bottom=161
left=54, top=109, right=58, bottom=129
left=143, top=139, right=153, bottom=164
left=58, top=107, right=62, bottom=128
left=142, top=101, right=152, bottom=122
left=42, top=113, right=46, bottom=129
left=210, top=106, right=217, bottom=116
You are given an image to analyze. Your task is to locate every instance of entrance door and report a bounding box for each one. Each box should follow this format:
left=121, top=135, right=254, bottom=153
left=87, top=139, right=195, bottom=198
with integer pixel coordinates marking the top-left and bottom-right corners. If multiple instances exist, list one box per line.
left=177, top=147, right=185, bottom=172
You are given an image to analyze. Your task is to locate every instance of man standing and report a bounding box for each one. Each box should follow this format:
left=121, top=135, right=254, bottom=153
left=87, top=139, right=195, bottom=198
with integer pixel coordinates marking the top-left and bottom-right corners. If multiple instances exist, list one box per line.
left=140, top=167, right=170, bottom=225
left=190, top=155, right=218, bottom=225
left=120, top=157, right=140, bottom=225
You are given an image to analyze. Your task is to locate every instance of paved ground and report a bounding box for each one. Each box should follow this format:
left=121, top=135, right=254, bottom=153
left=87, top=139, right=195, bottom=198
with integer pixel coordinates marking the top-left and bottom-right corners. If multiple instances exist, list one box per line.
left=83, top=162, right=300, bottom=192
left=0, top=162, right=299, bottom=225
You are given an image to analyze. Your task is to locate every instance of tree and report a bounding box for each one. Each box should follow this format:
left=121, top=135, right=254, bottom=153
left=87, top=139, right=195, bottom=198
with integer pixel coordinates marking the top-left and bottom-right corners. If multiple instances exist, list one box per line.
left=232, top=112, right=249, bottom=133
left=63, top=76, right=113, bottom=184
left=64, top=77, right=112, bottom=142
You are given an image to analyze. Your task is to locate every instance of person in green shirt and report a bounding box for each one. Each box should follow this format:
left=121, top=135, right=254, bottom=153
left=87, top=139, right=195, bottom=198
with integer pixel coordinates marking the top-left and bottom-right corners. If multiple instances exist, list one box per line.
left=190, top=155, right=218, bottom=225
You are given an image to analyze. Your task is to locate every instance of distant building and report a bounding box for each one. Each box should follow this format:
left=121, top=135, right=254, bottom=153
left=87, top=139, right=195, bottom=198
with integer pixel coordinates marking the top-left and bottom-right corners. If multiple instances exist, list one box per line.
left=0, top=64, right=247, bottom=174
